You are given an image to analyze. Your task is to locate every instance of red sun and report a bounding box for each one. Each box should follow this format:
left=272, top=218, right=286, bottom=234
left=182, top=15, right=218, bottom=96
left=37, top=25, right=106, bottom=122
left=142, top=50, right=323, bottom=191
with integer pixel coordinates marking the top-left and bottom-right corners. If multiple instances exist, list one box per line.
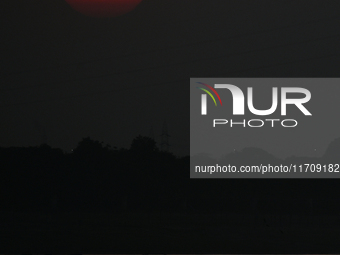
left=65, top=0, right=143, bottom=18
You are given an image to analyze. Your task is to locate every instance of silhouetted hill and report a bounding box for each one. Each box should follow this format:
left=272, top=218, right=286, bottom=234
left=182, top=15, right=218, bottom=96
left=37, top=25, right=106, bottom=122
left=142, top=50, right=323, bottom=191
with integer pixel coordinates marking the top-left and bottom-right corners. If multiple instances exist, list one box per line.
left=1, top=136, right=340, bottom=215
left=219, top=147, right=281, bottom=165
left=322, top=137, right=340, bottom=160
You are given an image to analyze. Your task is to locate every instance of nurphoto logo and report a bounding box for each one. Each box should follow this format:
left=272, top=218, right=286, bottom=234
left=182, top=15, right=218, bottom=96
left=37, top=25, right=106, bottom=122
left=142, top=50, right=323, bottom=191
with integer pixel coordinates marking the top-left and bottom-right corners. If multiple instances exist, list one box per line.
left=197, top=82, right=312, bottom=128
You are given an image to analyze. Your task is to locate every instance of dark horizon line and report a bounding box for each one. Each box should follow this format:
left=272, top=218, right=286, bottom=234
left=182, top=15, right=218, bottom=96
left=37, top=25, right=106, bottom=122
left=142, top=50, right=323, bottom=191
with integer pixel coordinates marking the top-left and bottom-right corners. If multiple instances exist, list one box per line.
left=2, top=134, right=340, bottom=161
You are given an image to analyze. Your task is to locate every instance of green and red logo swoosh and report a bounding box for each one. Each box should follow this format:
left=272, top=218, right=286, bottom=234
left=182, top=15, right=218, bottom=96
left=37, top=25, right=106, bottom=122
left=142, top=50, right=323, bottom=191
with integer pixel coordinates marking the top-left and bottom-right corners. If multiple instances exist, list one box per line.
left=196, top=82, right=223, bottom=106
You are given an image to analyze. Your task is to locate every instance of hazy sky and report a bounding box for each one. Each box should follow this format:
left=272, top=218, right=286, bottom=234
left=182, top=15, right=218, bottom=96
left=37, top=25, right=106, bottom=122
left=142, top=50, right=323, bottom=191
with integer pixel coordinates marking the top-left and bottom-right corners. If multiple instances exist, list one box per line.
left=1, top=0, right=339, bottom=157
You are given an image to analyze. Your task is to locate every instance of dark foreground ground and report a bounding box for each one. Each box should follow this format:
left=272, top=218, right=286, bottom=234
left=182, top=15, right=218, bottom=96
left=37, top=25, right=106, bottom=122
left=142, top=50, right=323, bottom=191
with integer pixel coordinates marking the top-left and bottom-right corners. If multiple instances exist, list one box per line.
left=1, top=212, right=340, bottom=253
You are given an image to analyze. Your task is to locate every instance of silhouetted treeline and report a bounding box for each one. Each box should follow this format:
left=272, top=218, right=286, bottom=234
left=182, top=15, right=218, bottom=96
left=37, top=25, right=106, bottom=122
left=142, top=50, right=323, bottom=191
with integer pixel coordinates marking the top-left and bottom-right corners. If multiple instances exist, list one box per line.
left=1, top=136, right=340, bottom=216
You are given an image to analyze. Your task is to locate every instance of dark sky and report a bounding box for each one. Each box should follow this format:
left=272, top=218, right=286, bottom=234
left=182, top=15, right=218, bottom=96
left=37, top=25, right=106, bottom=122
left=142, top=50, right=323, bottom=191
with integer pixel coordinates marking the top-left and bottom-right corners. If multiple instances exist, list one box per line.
left=0, top=0, right=339, bottom=157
